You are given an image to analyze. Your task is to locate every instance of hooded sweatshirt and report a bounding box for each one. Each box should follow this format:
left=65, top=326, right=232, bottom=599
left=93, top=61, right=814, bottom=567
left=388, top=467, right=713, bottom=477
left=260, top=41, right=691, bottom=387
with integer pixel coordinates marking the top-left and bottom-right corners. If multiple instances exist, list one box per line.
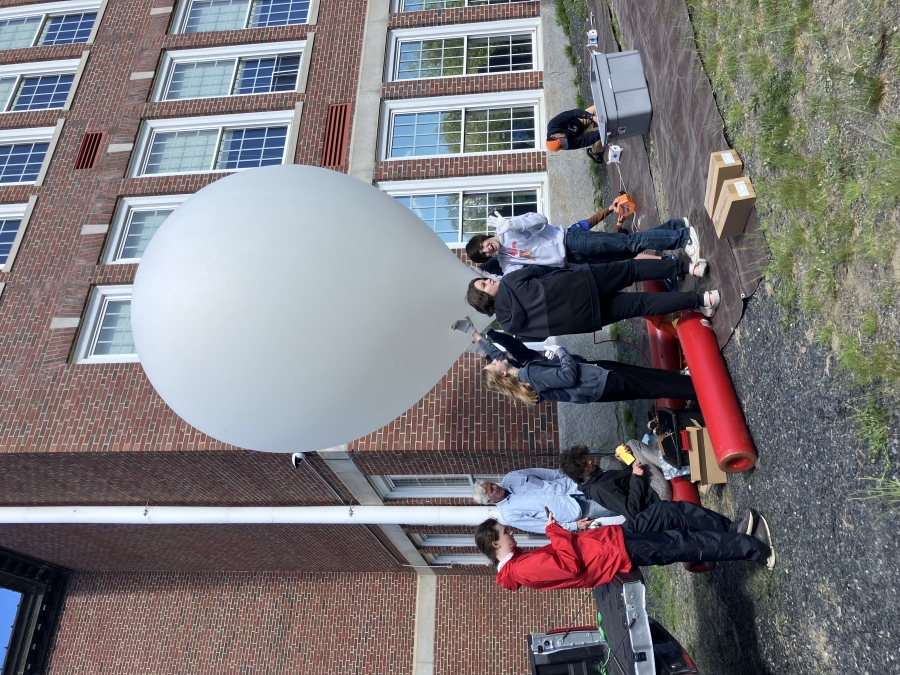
left=577, top=466, right=659, bottom=521
left=495, top=213, right=567, bottom=273
left=495, top=523, right=631, bottom=590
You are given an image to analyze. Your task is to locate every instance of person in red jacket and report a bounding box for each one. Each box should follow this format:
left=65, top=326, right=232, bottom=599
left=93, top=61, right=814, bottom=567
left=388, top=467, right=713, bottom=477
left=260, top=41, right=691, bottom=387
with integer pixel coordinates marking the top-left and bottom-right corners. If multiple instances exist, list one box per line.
left=474, top=502, right=775, bottom=591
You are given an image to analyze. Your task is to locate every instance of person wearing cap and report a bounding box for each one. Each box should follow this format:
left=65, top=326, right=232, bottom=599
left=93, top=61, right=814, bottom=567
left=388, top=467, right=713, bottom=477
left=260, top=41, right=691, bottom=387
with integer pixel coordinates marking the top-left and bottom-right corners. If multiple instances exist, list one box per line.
left=545, top=106, right=605, bottom=161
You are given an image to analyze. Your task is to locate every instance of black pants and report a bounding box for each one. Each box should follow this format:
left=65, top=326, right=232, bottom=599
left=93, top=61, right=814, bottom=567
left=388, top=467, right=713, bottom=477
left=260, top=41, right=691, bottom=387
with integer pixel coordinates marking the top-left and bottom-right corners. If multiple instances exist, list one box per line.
left=590, top=259, right=701, bottom=325
left=588, top=360, right=696, bottom=401
left=621, top=502, right=769, bottom=566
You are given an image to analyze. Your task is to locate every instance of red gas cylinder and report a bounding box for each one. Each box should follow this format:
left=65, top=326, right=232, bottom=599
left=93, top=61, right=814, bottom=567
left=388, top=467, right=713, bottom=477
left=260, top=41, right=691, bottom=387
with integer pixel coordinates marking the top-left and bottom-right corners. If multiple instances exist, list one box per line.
left=669, top=477, right=716, bottom=573
left=675, top=311, right=758, bottom=473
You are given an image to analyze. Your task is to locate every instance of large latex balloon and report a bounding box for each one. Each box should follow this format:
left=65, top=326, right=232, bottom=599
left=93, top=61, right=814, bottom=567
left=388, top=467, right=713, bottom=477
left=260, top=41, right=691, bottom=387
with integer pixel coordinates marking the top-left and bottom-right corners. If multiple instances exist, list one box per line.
left=131, top=165, right=490, bottom=453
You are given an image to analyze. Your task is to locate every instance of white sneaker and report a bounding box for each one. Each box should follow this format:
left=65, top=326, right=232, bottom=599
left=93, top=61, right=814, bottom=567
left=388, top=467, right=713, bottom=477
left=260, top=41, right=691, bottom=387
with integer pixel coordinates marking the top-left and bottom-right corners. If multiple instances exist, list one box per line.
left=699, top=289, right=720, bottom=317
left=688, top=259, right=708, bottom=277
left=683, top=218, right=700, bottom=264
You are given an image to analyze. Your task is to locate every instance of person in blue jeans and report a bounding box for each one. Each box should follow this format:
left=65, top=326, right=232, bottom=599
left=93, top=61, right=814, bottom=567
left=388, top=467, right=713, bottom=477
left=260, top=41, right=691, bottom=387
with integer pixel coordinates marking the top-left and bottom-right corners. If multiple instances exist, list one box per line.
left=466, top=208, right=703, bottom=276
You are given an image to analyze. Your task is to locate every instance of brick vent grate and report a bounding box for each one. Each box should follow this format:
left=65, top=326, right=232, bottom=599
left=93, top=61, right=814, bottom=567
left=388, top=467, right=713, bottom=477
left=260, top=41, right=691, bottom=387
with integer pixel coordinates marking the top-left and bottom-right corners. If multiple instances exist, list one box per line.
left=74, top=132, right=105, bottom=170
left=321, top=104, right=350, bottom=168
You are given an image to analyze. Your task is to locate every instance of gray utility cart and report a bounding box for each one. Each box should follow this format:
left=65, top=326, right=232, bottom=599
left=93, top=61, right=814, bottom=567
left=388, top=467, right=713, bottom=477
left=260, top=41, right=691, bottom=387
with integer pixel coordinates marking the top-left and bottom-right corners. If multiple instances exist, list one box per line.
left=589, top=50, right=653, bottom=146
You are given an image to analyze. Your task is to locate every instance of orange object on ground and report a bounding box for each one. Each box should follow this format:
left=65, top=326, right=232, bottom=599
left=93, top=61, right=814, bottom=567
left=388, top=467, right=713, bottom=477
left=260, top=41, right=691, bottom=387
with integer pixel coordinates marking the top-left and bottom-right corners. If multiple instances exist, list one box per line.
left=676, top=311, right=758, bottom=473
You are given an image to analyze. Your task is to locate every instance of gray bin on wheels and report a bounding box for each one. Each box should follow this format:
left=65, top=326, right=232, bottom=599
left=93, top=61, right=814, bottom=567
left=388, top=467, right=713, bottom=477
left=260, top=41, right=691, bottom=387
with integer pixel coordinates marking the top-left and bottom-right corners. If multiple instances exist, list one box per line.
left=589, top=50, right=652, bottom=146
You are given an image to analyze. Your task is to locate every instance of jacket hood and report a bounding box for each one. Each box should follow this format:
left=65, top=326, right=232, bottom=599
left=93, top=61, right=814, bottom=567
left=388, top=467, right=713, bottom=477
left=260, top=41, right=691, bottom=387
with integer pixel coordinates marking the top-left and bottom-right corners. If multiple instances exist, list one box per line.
left=494, top=284, right=528, bottom=333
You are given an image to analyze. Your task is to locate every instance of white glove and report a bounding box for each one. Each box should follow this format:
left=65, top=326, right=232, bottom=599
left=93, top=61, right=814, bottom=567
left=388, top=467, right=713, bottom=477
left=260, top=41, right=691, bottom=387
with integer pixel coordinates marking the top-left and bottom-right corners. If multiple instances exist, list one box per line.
left=543, top=344, right=562, bottom=359
left=487, top=211, right=513, bottom=235
left=452, top=318, right=477, bottom=336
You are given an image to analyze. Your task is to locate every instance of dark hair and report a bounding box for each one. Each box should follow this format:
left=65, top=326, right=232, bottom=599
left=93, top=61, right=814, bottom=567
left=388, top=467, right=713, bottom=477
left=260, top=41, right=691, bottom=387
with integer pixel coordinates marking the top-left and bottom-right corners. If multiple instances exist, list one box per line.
left=559, top=444, right=591, bottom=482
left=466, top=234, right=491, bottom=264
left=474, top=518, right=501, bottom=563
left=466, top=278, right=496, bottom=316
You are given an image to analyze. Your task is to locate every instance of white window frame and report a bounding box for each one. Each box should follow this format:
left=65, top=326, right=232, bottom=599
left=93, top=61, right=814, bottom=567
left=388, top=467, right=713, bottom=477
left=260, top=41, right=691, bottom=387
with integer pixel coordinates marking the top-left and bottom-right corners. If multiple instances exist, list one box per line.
left=422, top=553, right=489, bottom=566
left=392, top=0, right=530, bottom=13
left=385, top=18, right=541, bottom=82
left=103, top=194, right=189, bottom=265
left=73, top=284, right=138, bottom=364
left=380, top=89, right=544, bottom=161
left=171, top=0, right=322, bottom=34
left=378, top=172, right=548, bottom=249
left=0, top=197, right=36, bottom=273
left=0, top=0, right=102, bottom=48
left=410, top=533, right=549, bottom=548
left=129, top=110, right=296, bottom=178
left=0, top=126, right=57, bottom=185
left=152, top=38, right=312, bottom=102
left=0, top=59, right=80, bottom=113
left=368, top=473, right=503, bottom=499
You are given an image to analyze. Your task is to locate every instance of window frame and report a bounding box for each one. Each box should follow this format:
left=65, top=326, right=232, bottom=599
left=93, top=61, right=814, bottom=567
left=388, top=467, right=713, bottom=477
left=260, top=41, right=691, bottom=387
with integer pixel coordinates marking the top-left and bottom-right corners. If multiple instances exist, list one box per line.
left=0, top=198, right=36, bottom=273
left=0, top=0, right=101, bottom=49
left=129, top=110, right=296, bottom=178
left=378, top=172, right=548, bottom=249
left=0, top=125, right=56, bottom=185
left=0, top=58, right=80, bottom=113
left=171, top=0, right=322, bottom=34
left=152, top=39, right=311, bottom=102
left=368, top=473, right=504, bottom=499
left=410, top=533, right=549, bottom=547
left=392, top=0, right=531, bottom=13
left=73, top=284, right=138, bottom=364
left=103, top=194, right=189, bottom=265
left=385, top=18, right=541, bottom=82
left=379, top=90, right=543, bottom=161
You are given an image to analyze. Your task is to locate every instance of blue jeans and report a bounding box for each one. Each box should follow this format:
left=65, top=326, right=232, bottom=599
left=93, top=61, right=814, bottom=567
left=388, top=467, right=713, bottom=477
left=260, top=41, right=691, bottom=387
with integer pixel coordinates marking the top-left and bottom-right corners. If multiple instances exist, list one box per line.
left=573, top=494, right=619, bottom=519
left=565, top=218, right=689, bottom=264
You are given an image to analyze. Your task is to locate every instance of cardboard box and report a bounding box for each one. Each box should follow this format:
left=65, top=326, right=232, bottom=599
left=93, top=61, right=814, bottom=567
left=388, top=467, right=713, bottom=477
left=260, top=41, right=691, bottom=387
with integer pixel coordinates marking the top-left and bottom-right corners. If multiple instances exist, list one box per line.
left=712, top=177, right=756, bottom=238
left=685, top=426, right=727, bottom=485
left=704, top=150, right=743, bottom=218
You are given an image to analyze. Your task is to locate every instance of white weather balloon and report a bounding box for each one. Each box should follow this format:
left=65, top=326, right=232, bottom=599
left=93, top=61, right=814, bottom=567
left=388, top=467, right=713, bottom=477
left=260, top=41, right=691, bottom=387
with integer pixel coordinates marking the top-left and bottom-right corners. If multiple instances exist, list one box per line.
left=131, top=165, right=490, bottom=453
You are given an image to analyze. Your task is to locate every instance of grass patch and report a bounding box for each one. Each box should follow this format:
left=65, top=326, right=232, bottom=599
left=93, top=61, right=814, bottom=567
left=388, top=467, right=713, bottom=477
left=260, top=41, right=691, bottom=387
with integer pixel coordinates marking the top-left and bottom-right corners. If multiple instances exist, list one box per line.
left=621, top=405, right=637, bottom=440
left=850, top=396, right=890, bottom=464
left=555, top=0, right=570, bottom=35
left=854, top=478, right=900, bottom=511
left=645, top=567, right=682, bottom=631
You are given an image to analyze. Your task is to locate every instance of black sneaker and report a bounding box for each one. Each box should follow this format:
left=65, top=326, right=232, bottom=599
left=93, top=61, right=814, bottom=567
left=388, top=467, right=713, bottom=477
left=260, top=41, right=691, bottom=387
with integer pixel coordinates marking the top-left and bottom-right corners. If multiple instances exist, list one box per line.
left=735, top=509, right=755, bottom=536
left=586, top=148, right=603, bottom=164
left=752, top=513, right=776, bottom=570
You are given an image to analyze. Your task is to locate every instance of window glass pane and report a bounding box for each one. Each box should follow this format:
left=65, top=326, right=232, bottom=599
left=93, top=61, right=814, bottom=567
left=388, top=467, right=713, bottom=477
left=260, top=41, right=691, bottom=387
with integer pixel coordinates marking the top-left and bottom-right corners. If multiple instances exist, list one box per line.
left=0, top=587, right=23, bottom=666
left=466, top=33, right=533, bottom=74
left=0, top=16, right=40, bottom=50
left=271, top=54, right=301, bottom=91
left=397, top=38, right=464, bottom=79
left=215, top=126, right=287, bottom=169
left=167, top=60, right=235, bottom=99
left=468, top=0, right=525, bottom=5
left=38, top=13, right=96, bottom=46
left=0, top=142, right=47, bottom=183
left=235, top=58, right=275, bottom=94
left=184, top=0, right=250, bottom=33
left=0, top=77, right=17, bottom=111
left=462, top=189, right=536, bottom=239
left=390, top=475, right=472, bottom=487
left=396, top=193, right=459, bottom=243
left=249, top=0, right=310, bottom=27
left=11, top=74, right=73, bottom=111
left=0, top=218, right=21, bottom=265
left=144, top=129, right=219, bottom=175
left=390, top=110, right=461, bottom=157
left=400, top=0, right=464, bottom=11
left=119, top=210, right=173, bottom=261
left=92, top=299, right=135, bottom=356
left=464, top=106, right=534, bottom=152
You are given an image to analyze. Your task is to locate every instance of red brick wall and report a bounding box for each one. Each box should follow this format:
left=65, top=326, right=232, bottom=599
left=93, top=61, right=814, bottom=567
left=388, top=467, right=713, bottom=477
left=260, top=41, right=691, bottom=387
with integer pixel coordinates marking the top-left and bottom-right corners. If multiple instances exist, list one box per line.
left=388, top=1, right=541, bottom=29
left=383, top=71, right=543, bottom=99
left=46, top=571, right=417, bottom=675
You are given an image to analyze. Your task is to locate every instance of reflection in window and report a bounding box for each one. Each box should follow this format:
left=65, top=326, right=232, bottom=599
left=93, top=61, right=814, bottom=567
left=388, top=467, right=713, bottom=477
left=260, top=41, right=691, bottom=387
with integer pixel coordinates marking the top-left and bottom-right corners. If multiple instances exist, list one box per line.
left=399, top=0, right=528, bottom=13
left=184, top=0, right=310, bottom=33
left=0, top=142, right=48, bottom=183
left=389, top=106, right=535, bottom=157
left=396, top=34, right=532, bottom=80
left=117, top=210, right=172, bottom=261
left=0, top=218, right=22, bottom=265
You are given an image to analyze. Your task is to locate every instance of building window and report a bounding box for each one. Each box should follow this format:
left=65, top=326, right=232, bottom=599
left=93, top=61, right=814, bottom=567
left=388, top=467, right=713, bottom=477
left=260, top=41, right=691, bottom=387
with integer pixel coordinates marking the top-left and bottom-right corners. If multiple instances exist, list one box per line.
left=104, top=195, right=189, bottom=264
left=411, top=533, right=549, bottom=547
left=0, top=1, right=100, bottom=50
left=394, top=32, right=534, bottom=80
left=0, top=127, right=56, bottom=184
left=131, top=111, right=294, bottom=177
left=179, top=0, right=310, bottom=33
left=74, top=285, right=138, bottom=364
left=156, top=41, right=307, bottom=101
left=368, top=474, right=503, bottom=499
left=397, top=0, right=529, bottom=12
left=0, top=217, right=22, bottom=266
left=380, top=173, right=546, bottom=247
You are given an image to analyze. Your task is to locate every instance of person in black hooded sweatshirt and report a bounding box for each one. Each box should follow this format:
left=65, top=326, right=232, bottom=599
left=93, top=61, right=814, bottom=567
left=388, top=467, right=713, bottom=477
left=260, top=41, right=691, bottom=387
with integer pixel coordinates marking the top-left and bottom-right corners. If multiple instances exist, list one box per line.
left=559, top=443, right=671, bottom=522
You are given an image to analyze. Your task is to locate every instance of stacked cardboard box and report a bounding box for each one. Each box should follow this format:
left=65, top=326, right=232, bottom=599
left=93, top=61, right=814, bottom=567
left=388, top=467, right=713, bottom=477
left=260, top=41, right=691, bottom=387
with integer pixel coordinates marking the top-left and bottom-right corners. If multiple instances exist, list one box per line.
left=704, top=150, right=757, bottom=238
left=685, top=426, right=727, bottom=491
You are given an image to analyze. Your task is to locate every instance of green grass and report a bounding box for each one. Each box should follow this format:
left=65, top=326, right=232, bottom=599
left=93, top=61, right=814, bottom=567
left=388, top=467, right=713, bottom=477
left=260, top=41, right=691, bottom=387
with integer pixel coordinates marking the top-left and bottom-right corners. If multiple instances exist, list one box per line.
left=849, top=396, right=890, bottom=464
left=854, top=478, right=900, bottom=511
left=621, top=405, right=636, bottom=440
left=645, top=567, right=682, bottom=631
left=555, top=0, right=570, bottom=35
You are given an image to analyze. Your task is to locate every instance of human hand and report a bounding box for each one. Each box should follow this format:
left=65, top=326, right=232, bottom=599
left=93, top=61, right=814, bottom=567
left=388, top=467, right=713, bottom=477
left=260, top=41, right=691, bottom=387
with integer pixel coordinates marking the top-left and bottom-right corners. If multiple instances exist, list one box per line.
left=487, top=211, right=512, bottom=235
left=592, top=115, right=599, bottom=125
left=576, top=517, right=593, bottom=530
left=545, top=510, right=556, bottom=528
left=632, top=461, right=644, bottom=476
left=451, top=318, right=477, bottom=336
left=543, top=344, right=561, bottom=359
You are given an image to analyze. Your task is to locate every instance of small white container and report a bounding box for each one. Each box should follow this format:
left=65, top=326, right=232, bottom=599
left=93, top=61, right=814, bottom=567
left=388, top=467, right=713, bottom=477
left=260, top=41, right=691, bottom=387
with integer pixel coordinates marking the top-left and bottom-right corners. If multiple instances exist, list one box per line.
left=587, top=29, right=598, bottom=46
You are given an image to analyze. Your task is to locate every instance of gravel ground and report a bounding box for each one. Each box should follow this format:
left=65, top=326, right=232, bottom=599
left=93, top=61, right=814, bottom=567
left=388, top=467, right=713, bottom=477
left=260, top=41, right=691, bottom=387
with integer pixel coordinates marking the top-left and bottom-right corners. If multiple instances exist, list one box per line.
left=644, top=291, right=900, bottom=675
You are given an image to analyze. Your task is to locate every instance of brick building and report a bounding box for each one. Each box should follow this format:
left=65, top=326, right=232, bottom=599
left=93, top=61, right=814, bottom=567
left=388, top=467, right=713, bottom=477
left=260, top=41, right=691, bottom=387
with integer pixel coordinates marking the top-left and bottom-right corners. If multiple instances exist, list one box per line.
left=0, top=1, right=594, bottom=673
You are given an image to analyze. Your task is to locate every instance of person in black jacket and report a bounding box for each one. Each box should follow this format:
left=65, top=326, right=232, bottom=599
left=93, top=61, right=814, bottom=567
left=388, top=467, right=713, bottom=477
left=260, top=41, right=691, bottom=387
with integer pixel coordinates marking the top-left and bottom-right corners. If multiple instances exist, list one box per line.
left=560, top=444, right=671, bottom=522
left=545, top=107, right=604, bottom=161
left=465, top=259, right=720, bottom=341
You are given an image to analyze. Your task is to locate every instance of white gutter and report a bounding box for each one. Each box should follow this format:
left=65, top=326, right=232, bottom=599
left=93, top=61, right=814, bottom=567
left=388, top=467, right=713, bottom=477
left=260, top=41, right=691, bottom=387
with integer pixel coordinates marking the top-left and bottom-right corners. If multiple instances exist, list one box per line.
left=0, top=505, right=505, bottom=526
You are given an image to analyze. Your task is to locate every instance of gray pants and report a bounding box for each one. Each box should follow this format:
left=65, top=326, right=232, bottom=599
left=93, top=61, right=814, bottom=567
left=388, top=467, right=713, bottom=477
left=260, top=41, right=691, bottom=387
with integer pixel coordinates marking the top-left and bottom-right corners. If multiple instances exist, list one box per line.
left=626, top=439, right=673, bottom=501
